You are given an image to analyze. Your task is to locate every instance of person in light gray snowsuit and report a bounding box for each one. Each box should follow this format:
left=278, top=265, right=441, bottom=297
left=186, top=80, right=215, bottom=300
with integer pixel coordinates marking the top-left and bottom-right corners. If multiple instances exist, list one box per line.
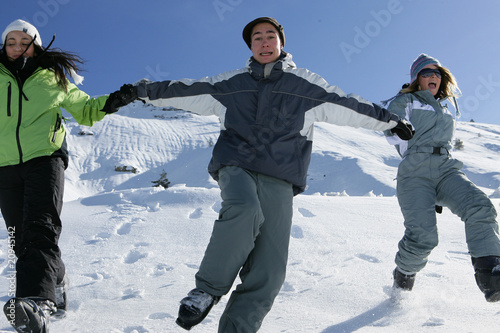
left=135, top=17, right=414, bottom=333
left=384, top=53, right=500, bottom=302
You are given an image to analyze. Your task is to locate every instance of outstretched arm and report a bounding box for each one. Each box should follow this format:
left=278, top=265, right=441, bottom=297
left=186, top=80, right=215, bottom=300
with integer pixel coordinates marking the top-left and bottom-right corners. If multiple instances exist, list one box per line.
left=296, top=70, right=413, bottom=140
left=101, top=84, right=138, bottom=114
left=136, top=68, right=247, bottom=117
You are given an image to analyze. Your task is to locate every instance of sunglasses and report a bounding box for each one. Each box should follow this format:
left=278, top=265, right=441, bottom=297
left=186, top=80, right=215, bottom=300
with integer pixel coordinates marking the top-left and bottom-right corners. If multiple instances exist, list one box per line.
left=418, top=68, right=442, bottom=79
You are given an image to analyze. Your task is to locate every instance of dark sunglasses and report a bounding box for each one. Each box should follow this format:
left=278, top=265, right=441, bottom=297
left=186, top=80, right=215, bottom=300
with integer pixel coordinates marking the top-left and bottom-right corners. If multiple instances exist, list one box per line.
left=418, top=68, right=442, bottom=79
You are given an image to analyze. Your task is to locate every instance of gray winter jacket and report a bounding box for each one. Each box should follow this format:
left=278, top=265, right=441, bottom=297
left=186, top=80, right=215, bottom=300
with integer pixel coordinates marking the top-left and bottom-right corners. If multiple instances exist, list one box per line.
left=385, top=90, right=462, bottom=179
left=137, top=52, right=399, bottom=194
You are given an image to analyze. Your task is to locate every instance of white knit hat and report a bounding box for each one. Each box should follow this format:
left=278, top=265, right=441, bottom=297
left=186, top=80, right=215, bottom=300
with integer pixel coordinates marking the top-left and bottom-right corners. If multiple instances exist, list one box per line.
left=2, top=19, right=42, bottom=47
left=1, top=19, right=84, bottom=85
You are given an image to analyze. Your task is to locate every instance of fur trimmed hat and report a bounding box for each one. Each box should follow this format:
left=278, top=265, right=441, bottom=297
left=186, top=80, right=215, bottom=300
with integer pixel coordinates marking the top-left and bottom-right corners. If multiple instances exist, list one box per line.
left=242, top=17, right=285, bottom=49
left=2, top=19, right=42, bottom=47
left=410, top=53, right=440, bottom=83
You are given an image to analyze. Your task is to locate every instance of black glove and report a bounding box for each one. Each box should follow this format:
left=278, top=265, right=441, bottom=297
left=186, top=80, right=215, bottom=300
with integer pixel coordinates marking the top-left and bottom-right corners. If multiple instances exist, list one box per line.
left=101, top=84, right=138, bottom=114
left=390, top=120, right=415, bottom=141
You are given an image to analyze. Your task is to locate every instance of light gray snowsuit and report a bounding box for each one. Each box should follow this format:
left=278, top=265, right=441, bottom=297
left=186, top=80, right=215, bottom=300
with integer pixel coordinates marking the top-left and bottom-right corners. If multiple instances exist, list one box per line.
left=385, top=90, right=500, bottom=273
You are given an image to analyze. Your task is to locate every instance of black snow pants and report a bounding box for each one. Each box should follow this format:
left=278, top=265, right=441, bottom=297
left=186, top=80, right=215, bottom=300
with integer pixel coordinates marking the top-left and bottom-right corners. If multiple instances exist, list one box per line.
left=0, top=156, right=66, bottom=304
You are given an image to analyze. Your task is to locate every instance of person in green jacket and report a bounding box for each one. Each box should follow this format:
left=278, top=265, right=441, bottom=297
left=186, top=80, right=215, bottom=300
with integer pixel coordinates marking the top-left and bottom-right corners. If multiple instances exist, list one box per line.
left=384, top=54, right=500, bottom=302
left=0, top=19, right=136, bottom=332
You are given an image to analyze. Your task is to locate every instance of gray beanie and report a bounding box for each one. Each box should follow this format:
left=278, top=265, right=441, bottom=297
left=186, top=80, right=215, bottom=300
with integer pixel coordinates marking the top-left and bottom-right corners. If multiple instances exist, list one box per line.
left=410, top=53, right=440, bottom=83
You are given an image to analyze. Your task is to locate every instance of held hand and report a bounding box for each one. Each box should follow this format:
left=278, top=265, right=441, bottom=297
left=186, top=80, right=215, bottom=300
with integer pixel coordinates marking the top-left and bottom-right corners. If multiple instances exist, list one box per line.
left=101, top=84, right=139, bottom=114
left=390, top=120, right=415, bottom=141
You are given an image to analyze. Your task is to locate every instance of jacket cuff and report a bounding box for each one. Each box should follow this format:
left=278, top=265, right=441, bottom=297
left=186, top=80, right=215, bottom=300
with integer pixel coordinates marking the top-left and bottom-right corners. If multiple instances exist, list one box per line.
left=388, top=112, right=400, bottom=123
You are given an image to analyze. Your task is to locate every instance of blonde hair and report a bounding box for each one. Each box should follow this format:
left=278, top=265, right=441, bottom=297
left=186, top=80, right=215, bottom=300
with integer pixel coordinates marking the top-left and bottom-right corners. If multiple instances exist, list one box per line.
left=400, top=65, right=461, bottom=100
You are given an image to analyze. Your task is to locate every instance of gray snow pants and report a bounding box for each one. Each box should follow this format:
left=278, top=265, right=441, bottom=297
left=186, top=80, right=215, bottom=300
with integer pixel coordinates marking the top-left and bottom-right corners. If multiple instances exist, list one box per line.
left=195, top=166, right=294, bottom=333
left=395, top=153, right=500, bottom=273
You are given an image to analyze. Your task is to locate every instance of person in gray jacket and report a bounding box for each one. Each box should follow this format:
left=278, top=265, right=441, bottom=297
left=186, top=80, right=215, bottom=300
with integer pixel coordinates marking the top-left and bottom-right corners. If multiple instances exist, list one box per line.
left=136, top=17, right=413, bottom=332
left=384, top=54, right=500, bottom=302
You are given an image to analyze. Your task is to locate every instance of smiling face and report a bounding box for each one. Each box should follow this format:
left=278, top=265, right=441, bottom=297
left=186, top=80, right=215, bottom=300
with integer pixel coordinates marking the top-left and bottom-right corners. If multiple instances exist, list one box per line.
left=4, top=30, right=35, bottom=62
left=250, top=22, right=283, bottom=64
left=418, top=64, right=441, bottom=96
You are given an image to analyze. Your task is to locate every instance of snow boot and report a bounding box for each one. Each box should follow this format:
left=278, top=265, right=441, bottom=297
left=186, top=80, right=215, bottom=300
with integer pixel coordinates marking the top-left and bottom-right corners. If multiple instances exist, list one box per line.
left=472, top=256, right=500, bottom=302
left=54, top=274, right=69, bottom=318
left=3, top=297, right=56, bottom=333
left=393, top=268, right=416, bottom=291
left=176, top=288, right=220, bottom=330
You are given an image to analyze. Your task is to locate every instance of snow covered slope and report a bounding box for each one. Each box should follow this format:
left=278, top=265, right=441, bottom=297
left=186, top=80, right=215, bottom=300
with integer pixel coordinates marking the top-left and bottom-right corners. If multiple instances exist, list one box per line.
left=0, top=101, right=499, bottom=332
left=63, top=101, right=500, bottom=200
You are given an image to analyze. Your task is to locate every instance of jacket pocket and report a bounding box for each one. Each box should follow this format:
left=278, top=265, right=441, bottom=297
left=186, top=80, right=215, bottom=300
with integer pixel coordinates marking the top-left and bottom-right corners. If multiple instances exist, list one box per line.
left=52, top=113, right=62, bottom=143
left=7, top=82, right=11, bottom=117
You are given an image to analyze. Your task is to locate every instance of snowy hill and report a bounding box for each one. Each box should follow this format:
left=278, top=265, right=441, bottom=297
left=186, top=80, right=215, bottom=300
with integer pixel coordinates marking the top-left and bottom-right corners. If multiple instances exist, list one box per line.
left=1, top=101, right=499, bottom=332
left=64, top=101, right=500, bottom=200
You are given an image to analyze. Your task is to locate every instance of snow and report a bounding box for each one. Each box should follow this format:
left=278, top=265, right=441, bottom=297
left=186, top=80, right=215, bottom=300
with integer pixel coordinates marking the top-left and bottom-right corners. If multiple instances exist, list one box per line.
left=1, top=101, right=500, bottom=332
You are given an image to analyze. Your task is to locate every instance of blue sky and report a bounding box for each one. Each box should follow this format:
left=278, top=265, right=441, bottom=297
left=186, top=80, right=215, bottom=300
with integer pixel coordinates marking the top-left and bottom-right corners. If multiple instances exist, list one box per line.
left=2, top=0, right=500, bottom=124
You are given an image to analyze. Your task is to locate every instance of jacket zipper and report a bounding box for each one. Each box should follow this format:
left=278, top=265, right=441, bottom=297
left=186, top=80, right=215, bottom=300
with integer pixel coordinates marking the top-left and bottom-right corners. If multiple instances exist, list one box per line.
left=15, top=82, right=23, bottom=164
left=2, top=65, right=37, bottom=164
left=14, top=74, right=28, bottom=164
left=7, top=82, right=11, bottom=116
left=52, top=113, right=61, bottom=143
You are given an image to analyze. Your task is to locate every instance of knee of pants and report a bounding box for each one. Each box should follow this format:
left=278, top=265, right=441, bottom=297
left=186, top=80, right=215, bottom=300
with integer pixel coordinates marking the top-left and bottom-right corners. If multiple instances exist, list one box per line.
left=218, top=197, right=263, bottom=229
left=240, top=260, right=287, bottom=296
left=25, top=220, right=61, bottom=241
left=402, top=230, right=439, bottom=254
left=461, top=203, right=497, bottom=225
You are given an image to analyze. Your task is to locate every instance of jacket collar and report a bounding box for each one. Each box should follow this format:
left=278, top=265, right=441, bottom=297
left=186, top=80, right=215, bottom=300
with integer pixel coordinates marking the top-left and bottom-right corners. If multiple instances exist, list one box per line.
left=246, top=51, right=296, bottom=80
left=413, top=90, right=452, bottom=105
left=411, top=90, right=450, bottom=112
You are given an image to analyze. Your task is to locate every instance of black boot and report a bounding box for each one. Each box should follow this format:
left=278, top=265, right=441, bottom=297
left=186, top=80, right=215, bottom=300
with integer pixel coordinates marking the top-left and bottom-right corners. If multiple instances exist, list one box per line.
left=54, top=274, right=69, bottom=318
left=3, top=297, right=55, bottom=333
left=176, top=288, right=220, bottom=330
left=472, top=256, right=500, bottom=302
left=393, top=268, right=416, bottom=291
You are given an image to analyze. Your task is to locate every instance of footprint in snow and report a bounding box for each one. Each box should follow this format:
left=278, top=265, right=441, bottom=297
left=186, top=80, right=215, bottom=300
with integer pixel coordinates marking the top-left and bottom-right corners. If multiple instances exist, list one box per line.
left=123, top=249, right=148, bottom=264
left=116, top=222, right=133, bottom=235
left=185, top=263, right=199, bottom=270
left=291, top=225, right=304, bottom=239
left=355, top=253, right=381, bottom=263
left=85, top=231, right=112, bottom=245
left=280, top=281, right=295, bottom=292
left=150, top=263, right=174, bottom=276
left=189, top=207, right=203, bottom=219
left=82, top=272, right=112, bottom=282
left=121, top=288, right=143, bottom=300
left=297, top=207, right=315, bottom=217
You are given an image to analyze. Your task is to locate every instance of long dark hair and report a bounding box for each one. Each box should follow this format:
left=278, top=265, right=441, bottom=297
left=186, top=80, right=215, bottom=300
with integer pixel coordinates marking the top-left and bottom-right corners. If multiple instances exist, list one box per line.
left=1, top=35, right=84, bottom=91
left=34, top=44, right=84, bottom=91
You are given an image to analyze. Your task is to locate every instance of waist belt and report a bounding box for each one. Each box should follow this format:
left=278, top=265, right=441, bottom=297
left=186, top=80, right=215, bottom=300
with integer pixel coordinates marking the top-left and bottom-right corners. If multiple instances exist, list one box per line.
left=405, top=146, right=449, bottom=156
